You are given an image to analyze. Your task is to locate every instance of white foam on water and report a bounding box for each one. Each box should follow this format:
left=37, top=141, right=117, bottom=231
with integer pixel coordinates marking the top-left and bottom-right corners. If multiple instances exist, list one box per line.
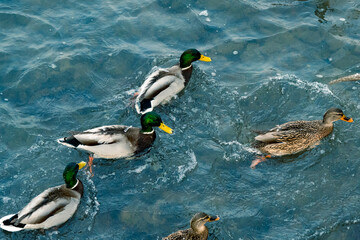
left=304, top=218, right=360, bottom=239
left=199, top=10, right=208, bottom=16
left=83, top=174, right=100, bottom=231
left=47, top=230, right=60, bottom=239
left=98, top=172, right=116, bottom=179
left=2, top=197, right=11, bottom=204
left=270, top=74, right=334, bottom=97
left=220, top=140, right=260, bottom=154
left=128, top=164, right=147, bottom=174
left=177, top=150, right=197, bottom=182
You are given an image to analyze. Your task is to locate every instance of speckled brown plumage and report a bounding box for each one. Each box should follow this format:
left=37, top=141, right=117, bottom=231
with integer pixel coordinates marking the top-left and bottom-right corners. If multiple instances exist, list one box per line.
left=163, top=227, right=209, bottom=240
left=254, top=108, right=353, bottom=156
left=329, top=73, right=360, bottom=84
left=162, top=212, right=219, bottom=240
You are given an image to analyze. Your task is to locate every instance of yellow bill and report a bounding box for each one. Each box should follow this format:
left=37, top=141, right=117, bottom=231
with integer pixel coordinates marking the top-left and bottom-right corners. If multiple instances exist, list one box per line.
left=78, top=161, right=87, bottom=170
left=199, top=54, right=212, bottom=62
left=159, top=123, right=173, bottom=134
left=340, top=115, right=353, bottom=123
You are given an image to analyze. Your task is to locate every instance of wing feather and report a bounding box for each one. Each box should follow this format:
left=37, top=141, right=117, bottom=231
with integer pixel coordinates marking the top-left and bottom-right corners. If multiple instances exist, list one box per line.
left=74, top=125, right=129, bottom=145
left=255, top=121, right=319, bottom=143
left=17, top=186, right=79, bottom=226
left=136, top=65, right=185, bottom=113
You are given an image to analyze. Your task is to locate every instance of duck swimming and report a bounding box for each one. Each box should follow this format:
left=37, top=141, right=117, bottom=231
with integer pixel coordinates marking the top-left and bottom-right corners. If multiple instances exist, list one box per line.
left=251, top=108, right=353, bottom=168
left=163, top=212, right=220, bottom=240
left=135, top=49, right=211, bottom=114
left=0, top=161, right=86, bottom=232
left=57, top=112, right=172, bottom=175
left=329, top=73, right=360, bottom=84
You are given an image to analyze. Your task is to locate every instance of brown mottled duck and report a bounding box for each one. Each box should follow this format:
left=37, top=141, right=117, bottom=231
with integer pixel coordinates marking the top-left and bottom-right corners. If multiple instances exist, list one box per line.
left=251, top=108, right=353, bottom=168
left=163, top=212, right=220, bottom=240
left=329, top=73, right=360, bottom=85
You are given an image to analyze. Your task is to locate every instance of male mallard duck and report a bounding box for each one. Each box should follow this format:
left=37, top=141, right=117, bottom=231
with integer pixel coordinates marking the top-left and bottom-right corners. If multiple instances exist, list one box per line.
left=135, top=49, right=211, bottom=114
left=251, top=108, right=353, bottom=168
left=57, top=112, right=173, bottom=174
left=163, top=212, right=220, bottom=240
left=0, top=161, right=86, bottom=232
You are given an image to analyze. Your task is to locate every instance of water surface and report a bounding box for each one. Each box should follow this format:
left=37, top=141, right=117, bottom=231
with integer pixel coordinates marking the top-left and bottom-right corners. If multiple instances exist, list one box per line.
left=0, top=0, right=360, bottom=239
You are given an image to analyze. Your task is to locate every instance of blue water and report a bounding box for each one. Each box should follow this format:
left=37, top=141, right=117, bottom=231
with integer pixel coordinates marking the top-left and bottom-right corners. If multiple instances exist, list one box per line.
left=1, top=0, right=360, bottom=239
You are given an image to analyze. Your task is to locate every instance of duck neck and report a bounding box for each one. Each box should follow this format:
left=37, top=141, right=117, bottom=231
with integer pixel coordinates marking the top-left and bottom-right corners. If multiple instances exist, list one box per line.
left=181, top=67, right=192, bottom=87
left=322, top=117, right=334, bottom=126
left=65, top=177, right=78, bottom=189
left=180, top=57, right=193, bottom=69
left=191, top=222, right=207, bottom=234
left=141, top=124, right=154, bottom=134
left=181, top=64, right=192, bottom=71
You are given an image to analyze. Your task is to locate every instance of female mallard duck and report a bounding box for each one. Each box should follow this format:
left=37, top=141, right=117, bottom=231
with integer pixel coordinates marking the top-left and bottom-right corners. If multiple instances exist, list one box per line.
left=163, top=212, right=220, bottom=240
left=135, top=49, right=211, bottom=114
left=329, top=73, right=360, bottom=84
left=57, top=112, right=172, bottom=174
left=251, top=108, right=353, bottom=168
left=0, top=161, right=86, bottom=232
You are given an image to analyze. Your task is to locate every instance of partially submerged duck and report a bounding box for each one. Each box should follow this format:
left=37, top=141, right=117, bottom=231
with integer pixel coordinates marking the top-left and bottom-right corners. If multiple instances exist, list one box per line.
left=329, top=73, right=360, bottom=85
left=252, top=108, right=353, bottom=168
left=0, top=161, right=86, bottom=232
left=135, top=49, right=211, bottom=114
left=57, top=112, right=173, bottom=175
left=163, top=212, right=220, bottom=240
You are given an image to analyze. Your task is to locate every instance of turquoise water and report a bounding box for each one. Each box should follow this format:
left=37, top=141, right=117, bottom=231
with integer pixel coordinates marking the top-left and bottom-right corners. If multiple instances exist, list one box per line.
left=1, top=0, right=360, bottom=239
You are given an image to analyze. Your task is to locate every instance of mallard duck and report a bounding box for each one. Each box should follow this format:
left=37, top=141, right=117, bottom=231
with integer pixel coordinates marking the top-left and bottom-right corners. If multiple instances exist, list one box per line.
left=57, top=112, right=172, bottom=174
left=163, top=212, right=220, bottom=240
left=135, top=49, right=211, bottom=114
left=251, top=108, right=353, bottom=168
left=0, top=161, right=86, bottom=232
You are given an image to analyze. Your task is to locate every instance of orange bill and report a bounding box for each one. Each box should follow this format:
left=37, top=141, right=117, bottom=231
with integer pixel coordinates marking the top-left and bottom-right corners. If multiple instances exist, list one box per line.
left=209, top=216, right=220, bottom=222
left=340, top=115, right=353, bottom=122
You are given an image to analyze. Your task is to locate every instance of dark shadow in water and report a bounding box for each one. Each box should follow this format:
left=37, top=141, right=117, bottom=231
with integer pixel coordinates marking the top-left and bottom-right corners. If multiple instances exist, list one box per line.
left=314, top=0, right=333, bottom=23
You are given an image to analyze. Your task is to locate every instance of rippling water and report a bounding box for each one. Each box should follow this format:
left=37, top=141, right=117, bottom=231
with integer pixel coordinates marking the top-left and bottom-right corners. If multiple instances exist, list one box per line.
left=1, top=0, right=360, bottom=239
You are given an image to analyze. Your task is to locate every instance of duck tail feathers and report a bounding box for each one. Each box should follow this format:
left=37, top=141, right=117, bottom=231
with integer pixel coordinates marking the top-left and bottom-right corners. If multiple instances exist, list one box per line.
left=57, top=136, right=81, bottom=148
left=0, top=214, right=25, bottom=232
left=136, top=99, right=153, bottom=115
left=135, top=100, right=142, bottom=114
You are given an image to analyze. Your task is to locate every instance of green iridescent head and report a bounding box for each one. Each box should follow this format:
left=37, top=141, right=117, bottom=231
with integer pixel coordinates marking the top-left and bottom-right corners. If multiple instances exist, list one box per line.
left=140, top=112, right=173, bottom=134
left=63, top=161, right=86, bottom=188
left=179, top=49, right=211, bottom=68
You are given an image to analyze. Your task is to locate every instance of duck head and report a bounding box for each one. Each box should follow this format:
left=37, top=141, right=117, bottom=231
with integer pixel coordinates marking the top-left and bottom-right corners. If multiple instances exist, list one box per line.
left=63, top=161, right=86, bottom=188
left=190, top=212, right=220, bottom=233
left=180, top=49, right=211, bottom=68
left=323, top=108, right=353, bottom=125
left=140, top=112, right=173, bottom=134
